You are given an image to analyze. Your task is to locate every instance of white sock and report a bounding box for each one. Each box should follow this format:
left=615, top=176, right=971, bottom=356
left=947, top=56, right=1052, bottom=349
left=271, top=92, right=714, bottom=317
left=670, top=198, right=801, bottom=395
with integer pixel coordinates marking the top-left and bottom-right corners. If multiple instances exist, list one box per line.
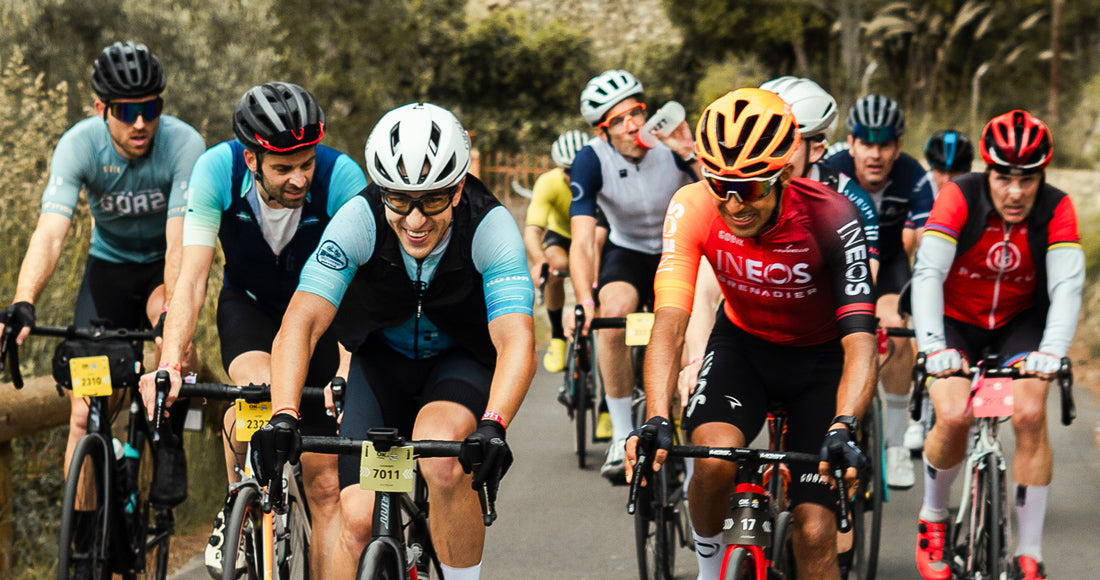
left=441, top=561, right=482, bottom=580
left=884, top=392, right=909, bottom=447
left=692, top=530, right=725, bottom=580
left=1015, top=484, right=1048, bottom=561
left=920, top=452, right=961, bottom=521
left=606, top=395, right=634, bottom=442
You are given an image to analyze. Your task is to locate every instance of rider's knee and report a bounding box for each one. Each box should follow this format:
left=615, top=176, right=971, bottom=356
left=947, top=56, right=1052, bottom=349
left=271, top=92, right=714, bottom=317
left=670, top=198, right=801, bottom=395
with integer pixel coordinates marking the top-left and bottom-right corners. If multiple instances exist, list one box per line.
left=339, top=490, right=374, bottom=545
left=419, top=456, right=466, bottom=492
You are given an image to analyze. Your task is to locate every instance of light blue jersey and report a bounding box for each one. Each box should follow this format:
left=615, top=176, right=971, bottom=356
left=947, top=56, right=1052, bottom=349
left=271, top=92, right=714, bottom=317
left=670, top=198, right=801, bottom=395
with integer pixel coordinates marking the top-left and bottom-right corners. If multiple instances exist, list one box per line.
left=42, top=115, right=205, bottom=263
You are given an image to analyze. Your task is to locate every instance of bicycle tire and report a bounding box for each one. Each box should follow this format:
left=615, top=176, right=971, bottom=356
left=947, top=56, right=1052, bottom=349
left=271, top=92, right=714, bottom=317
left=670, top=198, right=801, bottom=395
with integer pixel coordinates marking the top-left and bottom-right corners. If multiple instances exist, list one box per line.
left=721, top=546, right=756, bottom=580
left=633, top=464, right=674, bottom=579
left=279, top=480, right=311, bottom=579
left=574, top=364, right=589, bottom=469
left=975, top=461, right=1006, bottom=579
left=58, top=434, right=113, bottom=580
left=223, top=485, right=264, bottom=580
left=850, top=397, right=883, bottom=580
left=771, top=510, right=797, bottom=580
left=357, top=539, right=404, bottom=580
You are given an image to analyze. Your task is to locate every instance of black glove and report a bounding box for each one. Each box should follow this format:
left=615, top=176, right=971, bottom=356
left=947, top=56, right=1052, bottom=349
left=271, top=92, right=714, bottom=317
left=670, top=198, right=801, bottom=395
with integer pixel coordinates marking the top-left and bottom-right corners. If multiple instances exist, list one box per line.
left=250, top=414, right=301, bottom=489
left=630, top=416, right=673, bottom=457
left=459, top=419, right=513, bottom=500
left=2, top=301, right=34, bottom=337
left=820, top=428, right=868, bottom=477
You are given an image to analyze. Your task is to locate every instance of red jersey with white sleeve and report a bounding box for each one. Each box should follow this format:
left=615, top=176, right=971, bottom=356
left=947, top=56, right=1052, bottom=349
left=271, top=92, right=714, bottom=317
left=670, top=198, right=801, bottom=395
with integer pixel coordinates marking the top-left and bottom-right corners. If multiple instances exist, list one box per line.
left=654, top=177, right=876, bottom=346
left=920, top=181, right=1080, bottom=329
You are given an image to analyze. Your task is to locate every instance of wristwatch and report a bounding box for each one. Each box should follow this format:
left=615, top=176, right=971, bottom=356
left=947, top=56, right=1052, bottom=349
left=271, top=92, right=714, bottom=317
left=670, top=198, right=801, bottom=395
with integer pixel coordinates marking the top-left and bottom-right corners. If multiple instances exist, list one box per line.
left=831, top=415, right=860, bottom=433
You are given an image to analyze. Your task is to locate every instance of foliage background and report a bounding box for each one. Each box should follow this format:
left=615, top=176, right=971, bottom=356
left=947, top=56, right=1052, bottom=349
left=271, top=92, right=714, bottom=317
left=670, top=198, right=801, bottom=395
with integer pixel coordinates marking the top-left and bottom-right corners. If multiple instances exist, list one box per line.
left=4, top=0, right=1100, bottom=576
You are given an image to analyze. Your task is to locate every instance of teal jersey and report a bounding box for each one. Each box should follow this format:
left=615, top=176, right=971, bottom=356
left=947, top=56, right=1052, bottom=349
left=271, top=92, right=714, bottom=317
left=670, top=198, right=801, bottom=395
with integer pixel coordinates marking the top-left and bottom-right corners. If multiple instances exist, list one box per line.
left=41, top=115, right=205, bottom=264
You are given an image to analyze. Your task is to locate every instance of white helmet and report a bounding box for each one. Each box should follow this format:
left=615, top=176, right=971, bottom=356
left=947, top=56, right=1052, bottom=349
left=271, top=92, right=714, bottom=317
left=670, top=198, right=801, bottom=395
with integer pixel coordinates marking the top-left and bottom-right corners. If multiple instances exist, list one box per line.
left=579, top=70, right=644, bottom=125
left=364, top=102, right=470, bottom=192
left=550, top=130, right=589, bottom=168
left=759, top=76, right=838, bottom=138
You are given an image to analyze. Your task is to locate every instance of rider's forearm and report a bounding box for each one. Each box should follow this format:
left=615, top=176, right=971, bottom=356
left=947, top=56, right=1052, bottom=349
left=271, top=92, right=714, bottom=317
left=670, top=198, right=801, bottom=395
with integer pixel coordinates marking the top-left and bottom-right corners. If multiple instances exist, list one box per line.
left=523, top=225, right=547, bottom=266
left=835, top=332, right=877, bottom=420
left=159, top=246, right=214, bottom=365
left=13, top=215, right=71, bottom=304
left=485, top=313, right=536, bottom=425
left=1039, top=245, right=1085, bottom=357
left=271, top=291, right=337, bottom=413
left=162, top=217, right=184, bottom=304
left=569, top=217, right=598, bottom=303
left=644, top=307, right=690, bottom=419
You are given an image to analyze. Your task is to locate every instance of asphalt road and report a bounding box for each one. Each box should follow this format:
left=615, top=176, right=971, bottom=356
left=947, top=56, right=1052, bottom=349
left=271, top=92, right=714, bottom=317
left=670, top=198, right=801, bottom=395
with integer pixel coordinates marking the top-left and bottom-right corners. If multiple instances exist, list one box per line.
left=173, top=354, right=1100, bottom=579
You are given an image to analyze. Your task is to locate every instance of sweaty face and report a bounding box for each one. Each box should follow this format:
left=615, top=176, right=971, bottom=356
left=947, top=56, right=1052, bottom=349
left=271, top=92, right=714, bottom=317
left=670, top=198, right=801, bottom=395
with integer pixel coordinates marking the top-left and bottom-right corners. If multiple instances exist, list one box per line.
left=988, top=171, right=1041, bottom=225
left=599, top=97, right=647, bottom=161
left=384, top=183, right=463, bottom=260
left=248, top=147, right=317, bottom=209
left=848, top=136, right=901, bottom=191
left=97, top=95, right=160, bottom=159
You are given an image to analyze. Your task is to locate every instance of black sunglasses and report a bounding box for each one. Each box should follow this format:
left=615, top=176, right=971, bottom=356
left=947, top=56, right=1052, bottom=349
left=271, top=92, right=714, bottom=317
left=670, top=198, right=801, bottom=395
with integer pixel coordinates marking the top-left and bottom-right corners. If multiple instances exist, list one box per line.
left=107, top=98, right=164, bottom=124
left=380, top=186, right=459, bottom=216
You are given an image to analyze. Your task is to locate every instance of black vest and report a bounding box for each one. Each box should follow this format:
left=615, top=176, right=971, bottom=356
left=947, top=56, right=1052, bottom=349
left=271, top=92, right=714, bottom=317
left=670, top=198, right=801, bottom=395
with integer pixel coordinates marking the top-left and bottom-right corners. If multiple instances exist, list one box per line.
left=333, top=176, right=502, bottom=366
left=220, top=140, right=341, bottom=311
left=952, top=172, right=1067, bottom=313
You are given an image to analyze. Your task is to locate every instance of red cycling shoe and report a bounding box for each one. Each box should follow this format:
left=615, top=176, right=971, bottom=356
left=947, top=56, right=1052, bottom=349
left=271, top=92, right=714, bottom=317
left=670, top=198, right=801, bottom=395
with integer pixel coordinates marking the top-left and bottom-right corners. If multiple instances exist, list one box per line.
left=915, top=519, right=951, bottom=580
left=1012, top=555, right=1048, bottom=580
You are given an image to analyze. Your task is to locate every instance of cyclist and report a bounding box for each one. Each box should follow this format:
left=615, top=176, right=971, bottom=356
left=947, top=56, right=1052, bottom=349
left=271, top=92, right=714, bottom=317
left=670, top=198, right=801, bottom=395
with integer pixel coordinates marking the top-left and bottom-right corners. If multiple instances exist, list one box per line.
left=824, top=94, right=935, bottom=489
left=570, top=69, right=698, bottom=482
left=627, top=88, right=877, bottom=580
left=0, top=41, right=204, bottom=542
left=524, top=129, right=586, bottom=373
left=924, top=129, right=975, bottom=194
left=910, top=110, right=1083, bottom=580
left=136, top=82, right=366, bottom=578
left=255, top=102, right=535, bottom=579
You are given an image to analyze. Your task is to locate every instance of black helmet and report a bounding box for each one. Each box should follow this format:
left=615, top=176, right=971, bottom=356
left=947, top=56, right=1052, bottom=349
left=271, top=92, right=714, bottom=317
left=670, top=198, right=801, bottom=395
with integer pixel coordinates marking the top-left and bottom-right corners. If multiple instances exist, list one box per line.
left=91, top=42, right=166, bottom=101
left=233, top=82, right=325, bottom=153
left=846, top=94, right=905, bottom=144
left=924, top=130, right=974, bottom=173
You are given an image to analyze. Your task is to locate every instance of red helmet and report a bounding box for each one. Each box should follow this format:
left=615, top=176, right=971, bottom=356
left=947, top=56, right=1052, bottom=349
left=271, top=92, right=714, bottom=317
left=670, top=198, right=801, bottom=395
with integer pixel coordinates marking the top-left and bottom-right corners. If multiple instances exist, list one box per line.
left=979, top=110, right=1052, bottom=175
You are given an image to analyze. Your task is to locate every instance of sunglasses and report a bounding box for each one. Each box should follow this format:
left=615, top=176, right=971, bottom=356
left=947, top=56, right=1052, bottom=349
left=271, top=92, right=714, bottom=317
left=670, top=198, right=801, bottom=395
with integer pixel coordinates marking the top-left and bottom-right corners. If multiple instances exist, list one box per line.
left=254, top=122, right=325, bottom=153
left=704, top=173, right=779, bottom=203
left=852, top=124, right=898, bottom=145
left=107, top=98, right=164, bottom=124
left=597, top=103, right=647, bottom=130
left=380, top=186, right=458, bottom=216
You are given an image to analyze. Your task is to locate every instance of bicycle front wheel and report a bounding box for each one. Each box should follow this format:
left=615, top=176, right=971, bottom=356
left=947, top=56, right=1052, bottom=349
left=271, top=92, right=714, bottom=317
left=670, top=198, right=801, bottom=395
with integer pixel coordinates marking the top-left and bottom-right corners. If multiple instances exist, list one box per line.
left=721, top=546, right=757, bottom=580
left=130, top=433, right=172, bottom=580
left=973, top=461, right=1007, bottom=579
left=850, top=398, right=883, bottom=580
left=357, top=539, right=404, bottom=580
left=634, top=466, right=675, bottom=579
left=573, top=365, right=589, bottom=468
left=59, top=434, right=113, bottom=580
left=223, top=485, right=264, bottom=580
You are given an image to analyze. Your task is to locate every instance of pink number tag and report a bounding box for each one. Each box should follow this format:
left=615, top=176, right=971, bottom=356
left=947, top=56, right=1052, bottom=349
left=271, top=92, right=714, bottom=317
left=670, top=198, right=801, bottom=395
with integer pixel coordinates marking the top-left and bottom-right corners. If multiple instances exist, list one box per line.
left=972, top=376, right=1013, bottom=418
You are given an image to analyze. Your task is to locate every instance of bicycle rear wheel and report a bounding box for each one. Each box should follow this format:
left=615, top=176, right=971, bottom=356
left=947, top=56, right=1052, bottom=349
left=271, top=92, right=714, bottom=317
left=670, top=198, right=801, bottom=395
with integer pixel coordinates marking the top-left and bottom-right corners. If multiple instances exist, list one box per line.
left=850, top=397, right=883, bottom=580
left=59, top=434, right=113, bottom=580
left=357, top=539, right=404, bottom=580
left=223, top=485, right=264, bottom=580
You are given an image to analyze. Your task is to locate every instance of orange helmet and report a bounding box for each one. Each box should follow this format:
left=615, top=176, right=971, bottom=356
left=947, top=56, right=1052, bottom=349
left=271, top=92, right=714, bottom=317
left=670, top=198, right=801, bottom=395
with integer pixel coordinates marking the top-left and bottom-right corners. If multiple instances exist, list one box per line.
left=695, top=88, right=801, bottom=180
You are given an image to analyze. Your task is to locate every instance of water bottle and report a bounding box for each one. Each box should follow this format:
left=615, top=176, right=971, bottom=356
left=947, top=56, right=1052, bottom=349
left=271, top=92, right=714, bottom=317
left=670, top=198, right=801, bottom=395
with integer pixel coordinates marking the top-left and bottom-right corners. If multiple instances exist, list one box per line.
left=636, top=101, right=686, bottom=149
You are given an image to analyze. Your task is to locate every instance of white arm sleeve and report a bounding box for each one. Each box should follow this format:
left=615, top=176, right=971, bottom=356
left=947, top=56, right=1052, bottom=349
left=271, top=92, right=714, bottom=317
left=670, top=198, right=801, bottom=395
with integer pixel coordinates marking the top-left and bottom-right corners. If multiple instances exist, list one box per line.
left=911, top=234, right=957, bottom=353
left=1038, top=245, right=1085, bottom=356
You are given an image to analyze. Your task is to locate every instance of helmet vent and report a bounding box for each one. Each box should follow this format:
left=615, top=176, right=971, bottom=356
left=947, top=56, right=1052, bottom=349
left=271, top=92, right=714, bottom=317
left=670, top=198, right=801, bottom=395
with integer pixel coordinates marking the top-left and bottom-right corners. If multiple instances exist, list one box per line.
left=749, top=116, right=782, bottom=158
left=429, top=123, right=442, bottom=156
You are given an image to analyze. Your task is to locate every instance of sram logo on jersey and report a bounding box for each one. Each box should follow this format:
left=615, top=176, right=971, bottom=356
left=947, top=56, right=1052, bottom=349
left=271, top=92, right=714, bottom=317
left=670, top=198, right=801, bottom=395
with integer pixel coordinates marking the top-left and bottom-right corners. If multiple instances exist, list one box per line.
left=98, top=189, right=167, bottom=215
left=837, top=219, right=872, bottom=297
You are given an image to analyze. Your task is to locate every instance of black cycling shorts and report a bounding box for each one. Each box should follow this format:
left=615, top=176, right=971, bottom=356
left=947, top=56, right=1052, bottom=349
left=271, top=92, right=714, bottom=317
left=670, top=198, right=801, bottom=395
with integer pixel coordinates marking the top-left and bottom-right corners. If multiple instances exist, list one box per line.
left=682, top=314, right=842, bottom=509
left=944, top=308, right=1045, bottom=363
left=876, top=252, right=911, bottom=296
left=72, top=257, right=163, bottom=329
left=597, top=241, right=660, bottom=310
left=216, top=285, right=339, bottom=437
left=337, top=338, right=493, bottom=489
left=541, top=230, right=571, bottom=252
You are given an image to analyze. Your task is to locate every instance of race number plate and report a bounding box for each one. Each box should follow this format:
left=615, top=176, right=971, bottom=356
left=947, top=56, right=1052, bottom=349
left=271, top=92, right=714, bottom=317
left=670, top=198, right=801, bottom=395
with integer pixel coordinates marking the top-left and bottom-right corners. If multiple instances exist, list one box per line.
left=972, top=377, right=1013, bottom=418
left=723, top=490, right=773, bottom=547
left=625, top=312, right=655, bottom=346
left=360, top=443, right=415, bottom=493
left=235, top=400, right=271, bottom=441
left=71, top=356, right=112, bottom=397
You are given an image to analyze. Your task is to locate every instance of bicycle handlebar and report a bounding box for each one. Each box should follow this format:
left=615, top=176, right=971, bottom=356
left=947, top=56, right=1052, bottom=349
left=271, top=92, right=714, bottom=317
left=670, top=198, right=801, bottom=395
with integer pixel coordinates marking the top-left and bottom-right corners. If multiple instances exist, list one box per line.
left=2, top=324, right=157, bottom=390
left=176, top=381, right=328, bottom=403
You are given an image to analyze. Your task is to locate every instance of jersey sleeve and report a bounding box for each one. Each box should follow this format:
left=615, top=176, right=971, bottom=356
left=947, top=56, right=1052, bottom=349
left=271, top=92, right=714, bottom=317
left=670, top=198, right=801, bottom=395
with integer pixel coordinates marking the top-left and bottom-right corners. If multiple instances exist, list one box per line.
left=653, top=185, right=708, bottom=314
left=1047, top=194, right=1081, bottom=248
left=568, top=145, right=602, bottom=218
left=165, top=123, right=207, bottom=220
left=838, top=175, right=880, bottom=258
left=325, top=154, right=369, bottom=216
left=920, top=182, right=968, bottom=244
left=41, top=128, right=92, bottom=219
left=297, top=196, right=376, bottom=308
left=472, top=206, right=535, bottom=320
left=818, top=200, right=876, bottom=336
left=525, top=171, right=556, bottom=228
left=181, top=144, right=235, bottom=248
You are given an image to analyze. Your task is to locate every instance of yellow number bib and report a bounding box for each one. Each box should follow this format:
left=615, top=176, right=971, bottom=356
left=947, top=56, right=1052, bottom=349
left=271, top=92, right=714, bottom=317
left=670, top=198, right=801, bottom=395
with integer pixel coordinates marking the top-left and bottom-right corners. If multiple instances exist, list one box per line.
left=235, top=400, right=272, bottom=442
left=71, top=356, right=112, bottom=397
left=625, top=312, right=655, bottom=346
left=360, top=443, right=415, bottom=493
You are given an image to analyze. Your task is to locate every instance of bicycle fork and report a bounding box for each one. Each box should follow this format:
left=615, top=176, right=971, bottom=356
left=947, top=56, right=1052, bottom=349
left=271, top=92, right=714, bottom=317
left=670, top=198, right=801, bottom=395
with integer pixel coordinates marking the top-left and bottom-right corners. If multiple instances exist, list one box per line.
left=954, top=422, right=1010, bottom=574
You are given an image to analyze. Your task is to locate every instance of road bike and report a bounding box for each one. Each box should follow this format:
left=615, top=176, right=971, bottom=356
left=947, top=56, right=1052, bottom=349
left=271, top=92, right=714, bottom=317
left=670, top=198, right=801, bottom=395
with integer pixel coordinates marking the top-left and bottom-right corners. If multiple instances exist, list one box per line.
left=630, top=407, right=855, bottom=580
left=560, top=305, right=618, bottom=468
left=910, top=353, right=1074, bottom=580
left=2, top=323, right=172, bottom=579
left=296, top=428, right=496, bottom=579
left=171, top=377, right=332, bottom=580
